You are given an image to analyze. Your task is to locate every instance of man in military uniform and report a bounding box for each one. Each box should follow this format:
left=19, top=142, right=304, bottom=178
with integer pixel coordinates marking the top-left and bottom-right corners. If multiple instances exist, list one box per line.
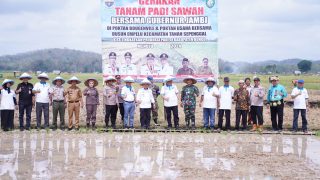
left=120, top=52, right=137, bottom=75
left=147, top=76, right=160, bottom=126
left=140, top=53, right=160, bottom=75
left=180, top=76, right=199, bottom=130
left=197, top=58, right=213, bottom=75
left=158, top=53, right=174, bottom=75
left=104, top=52, right=120, bottom=75
left=177, top=58, right=194, bottom=75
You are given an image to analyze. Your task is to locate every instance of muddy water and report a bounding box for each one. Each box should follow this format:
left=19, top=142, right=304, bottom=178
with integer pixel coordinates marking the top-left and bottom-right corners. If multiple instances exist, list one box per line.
left=0, top=132, right=319, bottom=179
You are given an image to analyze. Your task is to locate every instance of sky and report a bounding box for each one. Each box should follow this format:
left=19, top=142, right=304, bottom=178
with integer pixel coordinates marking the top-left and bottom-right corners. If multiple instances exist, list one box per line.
left=0, top=0, right=320, bottom=62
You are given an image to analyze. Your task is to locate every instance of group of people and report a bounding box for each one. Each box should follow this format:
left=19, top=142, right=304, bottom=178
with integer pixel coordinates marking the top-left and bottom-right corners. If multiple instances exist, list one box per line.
left=0, top=73, right=310, bottom=133
left=104, top=52, right=213, bottom=76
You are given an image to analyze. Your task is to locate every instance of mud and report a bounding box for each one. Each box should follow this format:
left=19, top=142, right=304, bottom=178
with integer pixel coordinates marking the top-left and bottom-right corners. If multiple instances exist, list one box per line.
left=0, top=132, right=319, bottom=179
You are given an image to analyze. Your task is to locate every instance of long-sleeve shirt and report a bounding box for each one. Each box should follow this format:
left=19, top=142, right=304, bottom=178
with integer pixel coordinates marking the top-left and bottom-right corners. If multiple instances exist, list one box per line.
left=83, top=87, right=99, bottom=105
left=181, top=85, right=199, bottom=107
left=250, top=86, right=265, bottom=106
left=234, top=88, right=250, bottom=110
left=0, top=89, right=17, bottom=110
left=49, top=85, right=65, bottom=101
left=104, top=85, right=118, bottom=105
left=267, top=84, right=287, bottom=102
left=64, top=86, right=82, bottom=102
left=136, top=88, right=155, bottom=108
left=16, top=82, right=34, bottom=105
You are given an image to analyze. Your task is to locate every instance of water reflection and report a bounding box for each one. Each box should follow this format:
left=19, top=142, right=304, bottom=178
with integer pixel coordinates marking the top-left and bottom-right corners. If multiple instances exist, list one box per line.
left=0, top=133, right=319, bottom=179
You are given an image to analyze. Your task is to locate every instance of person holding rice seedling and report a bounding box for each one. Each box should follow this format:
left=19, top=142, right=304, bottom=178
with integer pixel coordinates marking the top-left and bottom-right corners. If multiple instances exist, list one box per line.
left=103, top=76, right=118, bottom=129
left=83, top=78, right=99, bottom=130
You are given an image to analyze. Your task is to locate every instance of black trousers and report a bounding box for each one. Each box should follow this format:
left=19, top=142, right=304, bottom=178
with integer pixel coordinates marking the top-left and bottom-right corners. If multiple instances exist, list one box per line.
left=1, top=110, right=14, bottom=131
left=250, top=106, right=264, bottom=125
left=270, top=101, right=284, bottom=130
left=140, top=108, right=151, bottom=128
left=165, top=106, right=179, bottom=128
left=19, top=104, right=32, bottom=128
left=235, top=110, right=247, bottom=130
left=218, top=109, right=231, bottom=130
left=118, top=103, right=124, bottom=121
left=105, top=105, right=118, bottom=127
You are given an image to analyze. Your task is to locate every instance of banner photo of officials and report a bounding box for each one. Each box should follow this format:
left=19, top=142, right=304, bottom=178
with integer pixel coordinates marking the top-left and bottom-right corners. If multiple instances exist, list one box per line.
left=101, top=0, right=218, bottom=81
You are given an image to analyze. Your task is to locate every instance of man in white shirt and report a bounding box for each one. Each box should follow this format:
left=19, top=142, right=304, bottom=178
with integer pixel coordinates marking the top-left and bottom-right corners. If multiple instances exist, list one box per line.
left=291, top=79, right=309, bottom=133
left=136, top=79, right=155, bottom=129
left=161, top=76, right=179, bottom=130
left=218, top=77, right=234, bottom=132
left=121, top=76, right=136, bottom=129
left=200, top=77, right=219, bottom=130
left=33, top=73, right=51, bottom=130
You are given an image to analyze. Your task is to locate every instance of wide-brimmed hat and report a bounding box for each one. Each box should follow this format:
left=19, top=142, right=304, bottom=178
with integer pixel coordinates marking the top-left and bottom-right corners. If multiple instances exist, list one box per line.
left=67, top=76, right=81, bottom=84
left=270, top=76, right=279, bottom=81
left=238, top=80, right=245, bottom=84
left=19, top=73, right=32, bottom=80
left=123, top=76, right=134, bottom=83
left=205, top=77, right=216, bottom=84
left=52, top=76, right=65, bottom=85
left=163, top=75, right=175, bottom=83
left=2, top=79, right=14, bottom=86
left=140, top=78, right=151, bottom=85
left=183, top=76, right=197, bottom=84
left=38, top=73, right=49, bottom=80
left=85, top=78, right=99, bottom=87
left=104, top=76, right=116, bottom=83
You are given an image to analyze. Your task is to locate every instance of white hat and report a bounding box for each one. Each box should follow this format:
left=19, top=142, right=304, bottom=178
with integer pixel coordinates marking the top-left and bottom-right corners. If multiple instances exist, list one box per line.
left=205, top=77, right=216, bottom=84
left=123, top=76, right=134, bottom=83
left=2, top=79, right=14, bottom=86
left=67, top=76, right=81, bottom=84
left=238, top=80, right=245, bottom=84
left=52, top=76, right=65, bottom=85
left=163, top=75, right=175, bottom=83
left=270, top=76, right=279, bottom=81
left=38, top=73, right=49, bottom=80
left=19, top=73, right=32, bottom=80
left=140, top=78, right=151, bottom=85
left=104, top=76, right=116, bottom=82
left=183, top=75, right=197, bottom=84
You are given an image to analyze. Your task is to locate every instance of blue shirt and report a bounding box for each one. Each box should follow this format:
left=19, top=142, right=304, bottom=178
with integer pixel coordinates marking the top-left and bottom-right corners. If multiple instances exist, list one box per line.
left=267, top=84, right=287, bottom=102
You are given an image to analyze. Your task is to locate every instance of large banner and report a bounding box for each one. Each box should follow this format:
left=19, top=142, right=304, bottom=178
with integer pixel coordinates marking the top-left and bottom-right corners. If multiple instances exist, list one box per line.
left=101, top=0, right=218, bottom=81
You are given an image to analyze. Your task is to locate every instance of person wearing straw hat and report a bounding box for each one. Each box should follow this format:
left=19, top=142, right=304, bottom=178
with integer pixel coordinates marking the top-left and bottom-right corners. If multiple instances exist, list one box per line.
left=218, top=77, right=234, bottom=132
left=233, top=80, right=250, bottom=131
left=83, top=78, right=99, bottom=130
left=65, top=76, right=83, bottom=131
left=104, top=76, right=118, bottom=129
left=15, top=72, right=34, bottom=131
left=199, top=77, right=219, bottom=130
left=33, top=73, right=51, bottom=130
left=49, top=76, right=66, bottom=130
left=291, top=79, right=309, bottom=133
left=115, top=75, right=125, bottom=123
left=0, top=79, right=18, bottom=131
left=161, top=75, right=180, bottom=130
left=147, top=75, right=160, bottom=126
left=249, top=77, right=265, bottom=132
left=121, top=76, right=136, bottom=129
left=136, top=79, right=155, bottom=129
left=180, top=76, right=199, bottom=130
left=267, top=76, right=287, bottom=132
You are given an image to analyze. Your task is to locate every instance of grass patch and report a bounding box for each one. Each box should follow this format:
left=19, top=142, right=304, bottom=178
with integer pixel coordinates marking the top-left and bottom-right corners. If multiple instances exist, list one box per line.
left=316, top=131, right=320, bottom=137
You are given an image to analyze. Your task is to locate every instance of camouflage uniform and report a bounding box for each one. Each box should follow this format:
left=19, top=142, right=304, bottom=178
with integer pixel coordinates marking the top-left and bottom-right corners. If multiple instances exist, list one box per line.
left=181, top=85, right=199, bottom=128
left=150, top=83, right=160, bottom=124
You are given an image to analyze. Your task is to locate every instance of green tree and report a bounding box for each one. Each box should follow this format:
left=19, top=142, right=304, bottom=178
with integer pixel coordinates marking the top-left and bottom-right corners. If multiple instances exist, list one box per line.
left=297, top=60, right=312, bottom=72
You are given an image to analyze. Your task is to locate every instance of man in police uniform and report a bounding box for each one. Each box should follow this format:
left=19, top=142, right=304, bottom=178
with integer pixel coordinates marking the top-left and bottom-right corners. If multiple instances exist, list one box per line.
left=177, top=58, right=194, bottom=75
left=158, top=53, right=174, bottom=75
left=140, top=53, right=160, bottom=75
left=104, top=52, right=120, bottom=75
left=120, top=52, right=137, bottom=75
left=147, top=76, right=160, bottom=126
left=197, top=58, right=213, bottom=75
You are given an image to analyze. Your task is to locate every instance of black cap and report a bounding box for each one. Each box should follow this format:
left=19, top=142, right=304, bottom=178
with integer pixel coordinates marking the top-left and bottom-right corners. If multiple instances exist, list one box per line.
left=115, top=75, right=121, bottom=79
left=160, top=53, right=169, bottom=59
left=253, top=77, right=260, bottom=81
left=224, top=77, right=230, bottom=82
left=124, top=52, right=132, bottom=57
left=109, top=52, right=116, bottom=57
left=182, top=58, right=189, bottom=62
left=146, top=53, right=155, bottom=59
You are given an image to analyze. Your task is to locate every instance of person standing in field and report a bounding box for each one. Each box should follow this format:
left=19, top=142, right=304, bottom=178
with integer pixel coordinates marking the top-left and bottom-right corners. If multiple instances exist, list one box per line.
left=15, top=73, right=34, bottom=131
left=121, top=76, right=136, bottom=129
left=233, top=80, right=250, bottom=131
left=136, top=79, right=155, bottom=129
left=180, top=76, right=199, bottom=130
left=147, top=76, right=160, bottom=126
left=161, top=76, right=180, bottom=130
left=244, top=77, right=253, bottom=125
left=0, top=79, right=18, bottom=131
left=250, top=77, right=265, bottom=132
left=83, top=78, right=99, bottom=130
left=49, top=76, right=66, bottom=131
left=218, top=77, right=234, bottom=132
left=115, top=75, right=125, bottom=124
left=104, top=76, right=118, bottom=129
left=33, top=73, right=51, bottom=130
left=199, top=77, right=219, bottom=130
left=65, top=76, right=83, bottom=131
left=291, top=79, right=309, bottom=133
left=267, top=76, right=287, bottom=132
